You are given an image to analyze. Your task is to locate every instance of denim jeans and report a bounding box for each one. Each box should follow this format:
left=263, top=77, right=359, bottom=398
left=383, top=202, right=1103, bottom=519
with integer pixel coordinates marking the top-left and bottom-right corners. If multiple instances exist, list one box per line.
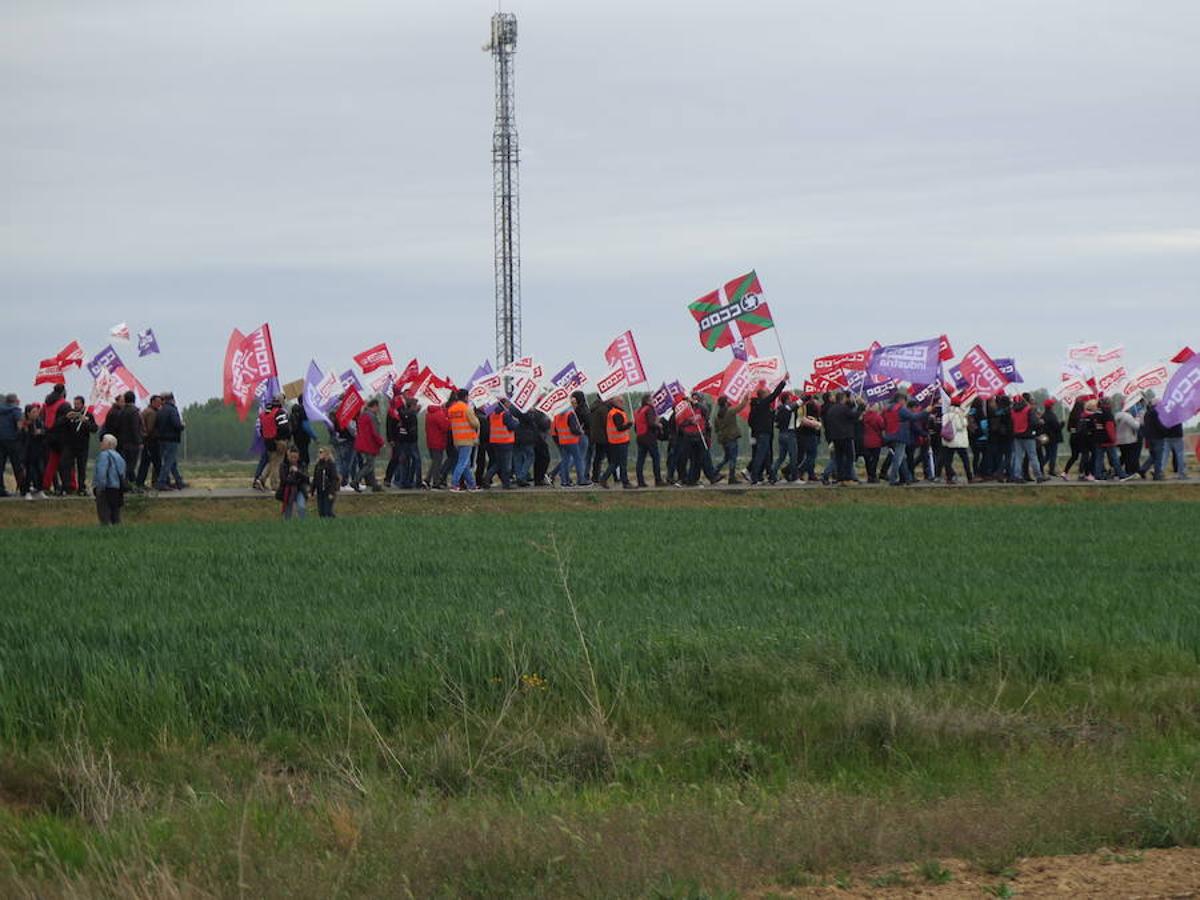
left=486, top=443, right=514, bottom=486
left=797, top=432, right=819, bottom=480
left=1092, top=445, right=1123, bottom=479
left=636, top=440, right=662, bottom=485
left=283, top=492, right=307, bottom=520
left=335, top=441, right=356, bottom=483
left=0, top=439, right=22, bottom=495
left=355, top=452, right=378, bottom=488
left=887, top=441, right=912, bottom=484
left=1010, top=438, right=1042, bottom=481
left=558, top=442, right=585, bottom=485
left=748, top=431, right=773, bottom=482
left=1038, top=440, right=1060, bottom=476
left=514, top=444, right=534, bottom=483
left=601, top=442, right=629, bottom=485
left=451, top=445, right=477, bottom=489
left=157, top=442, right=182, bottom=487
left=713, top=439, right=739, bottom=479
left=1160, top=437, right=1187, bottom=478
left=772, top=431, right=799, bottom=481
left=1141, top=439, right=1164, bottom=479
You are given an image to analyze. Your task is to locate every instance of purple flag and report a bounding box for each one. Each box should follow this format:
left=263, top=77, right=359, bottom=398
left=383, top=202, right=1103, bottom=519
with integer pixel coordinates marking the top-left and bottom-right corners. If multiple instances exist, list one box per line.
left=1158, top=356, right=1200, bottom=428
left=464, top=360, right=494, bottom=391
left=994, top=358, right=1023, bottom=384
left=302, top=360, right=335, bottom=427
left=844, top=369, right=867, bottom=394
left=137, top=328, right=160, bottom=358
left=249, top=415, right=265, bottom=456
left=864, top=378, right=900, bottom=404
left=254, top=375, right=282, bottom=408
left=651, top=381, right=685, bottom=418
left=551, top=361, right=581, bottom=388
left=86, top=344, right=125, bottom=378
left=339, top=369, right=364, bottom=394
left=910, top=381, right=939, bottom=408
left=865, top=337, right=940, bottom=386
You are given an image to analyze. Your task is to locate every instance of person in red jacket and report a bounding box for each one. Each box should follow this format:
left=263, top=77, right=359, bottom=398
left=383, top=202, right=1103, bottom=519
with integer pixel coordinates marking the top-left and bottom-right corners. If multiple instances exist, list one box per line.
left=352, top=398, right=384, bottom=492
left=861, top=403, right=886, bottom=483
left=425, top=400, right=451, bottom=489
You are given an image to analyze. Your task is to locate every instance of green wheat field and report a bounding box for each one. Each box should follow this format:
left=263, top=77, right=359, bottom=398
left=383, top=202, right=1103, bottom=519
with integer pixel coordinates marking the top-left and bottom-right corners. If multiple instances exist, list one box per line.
left=1, top=493, right=1198, bottom=896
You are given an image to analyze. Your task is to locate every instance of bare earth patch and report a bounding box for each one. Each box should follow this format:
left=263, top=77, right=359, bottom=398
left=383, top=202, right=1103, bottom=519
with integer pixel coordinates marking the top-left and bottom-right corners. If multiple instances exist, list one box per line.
left=756, top=847, right=1200, bottom=898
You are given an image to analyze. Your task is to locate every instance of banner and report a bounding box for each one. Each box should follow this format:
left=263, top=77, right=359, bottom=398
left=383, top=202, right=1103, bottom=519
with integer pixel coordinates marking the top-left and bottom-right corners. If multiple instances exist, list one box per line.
left=688, top=270, right=774, bottom=351
left=864, top=378, right=899, bottom=404
left=368, top=367, right=400, bottom=398
left=595, top=367, right=627, bottom=401
left=747, top=355, right=785, bottom=385
left=551, top=361, right=589, bottom=391
left=692, top=371, right=724, bottom=398
left=813, top=349, right=870, bottom=373
left=604, top=330, right=647, bottom=386
left=1095, top=345, right=1124, bottom=365
left=55, top=340, right=85, bottom=369
left=938, top=334, right=955, bottom=362
left=136, top=329, right=160, bottom=358
left=1054, top=378, right=1091, bottom=408
left=718, top=359, right=754, bottom=404
left=865, top=337, right=941, bottom=386
left=954, top=345, right=1008, bottom=399
left=34, top=358, right=65, bottom=386
left=353, top=342, right=394, bottom=374
left=1067, top=342, right=1100, bottom=361
left=911, top=381, right=940, bottom=408
left=110, top=322, right=131, bottom=342
left=115, top=364, right=149, bottom=400
left=844, top=369, right=867, bottom=394
left=222, top=324, right=277, bottom=420
left=510, top=376, right=541, bottom=412
left=87, top=344, right=126, bottom=379
left=652, top=381, right=685, bottom=418
left=500, top=356, right=536, bottom=378
left=334, top=386, right=365, bottom=429
left=1097, top=365, right=1127, bottom=395
left=302, top=361, right=338, bottom=427
left=1121, top=363, right=1170, bottom=398
left=994, top=358, right=1023, bottom=384
left=1060, top=359, right=1092, bottom=383
left=88, top=366, right=131, bottom=425
left=1158, top=356, right=1200, bottom=428
left=534, top=385, right=572, bottom=417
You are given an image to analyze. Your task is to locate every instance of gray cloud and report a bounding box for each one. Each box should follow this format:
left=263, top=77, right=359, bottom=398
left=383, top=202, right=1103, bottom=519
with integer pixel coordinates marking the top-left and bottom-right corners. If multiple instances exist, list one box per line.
left=3, top=0, right=1198, bottom=404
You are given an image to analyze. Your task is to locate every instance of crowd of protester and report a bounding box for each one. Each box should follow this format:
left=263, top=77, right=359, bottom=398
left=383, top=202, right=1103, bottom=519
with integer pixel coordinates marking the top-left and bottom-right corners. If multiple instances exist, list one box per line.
left=1, top=379, right=1192, bottom=525
left=0, top=385, right=185, bottom=523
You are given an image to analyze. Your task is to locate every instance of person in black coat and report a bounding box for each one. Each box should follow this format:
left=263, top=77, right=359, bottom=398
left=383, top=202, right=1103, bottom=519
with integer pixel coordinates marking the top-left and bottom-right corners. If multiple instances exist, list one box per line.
left=60, top=396, right=97, bottom=495
left=823, top=392, right=863, bottom=484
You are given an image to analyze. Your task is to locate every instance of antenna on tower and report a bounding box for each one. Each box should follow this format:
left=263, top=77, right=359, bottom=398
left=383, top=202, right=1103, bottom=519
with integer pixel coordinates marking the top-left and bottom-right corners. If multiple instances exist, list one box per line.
left=485, top=12, right=520, bottom=368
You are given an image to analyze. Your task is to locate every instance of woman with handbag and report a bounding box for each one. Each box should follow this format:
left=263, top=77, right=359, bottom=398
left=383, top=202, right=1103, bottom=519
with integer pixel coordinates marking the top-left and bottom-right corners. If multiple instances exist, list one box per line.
left=93, top=434, right=128, bottom=526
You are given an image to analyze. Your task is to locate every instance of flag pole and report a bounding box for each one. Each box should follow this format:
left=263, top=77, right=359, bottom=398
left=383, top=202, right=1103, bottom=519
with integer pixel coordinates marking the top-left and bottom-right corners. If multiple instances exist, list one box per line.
left=771, top=328, right=793, bottom=389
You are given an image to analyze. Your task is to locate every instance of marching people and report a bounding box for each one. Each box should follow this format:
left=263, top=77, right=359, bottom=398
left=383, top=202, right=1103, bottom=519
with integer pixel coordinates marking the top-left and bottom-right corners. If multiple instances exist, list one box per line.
left=60, top=396, right=97, bottom=495
left=135, top=395, right=162, bottom=490
left=861, top=402, right=885, bottom=483
left=552, top=400, right=586, bottom=487
left=712, top=393, right=747, bottom=484
left=40, top=384, right=70, bottom=494
left=447, top=389, right=480, bottom=492
left=1114, top=397, right=1142, bottom=480
left=1038, top=399, right=1062, bottom=477
left=483, top=399, right=519, bottom=489
left=598, top=396, right=634, bottom=488
left=770, top=391, right=801, bottom=483
left=746, top=379, right=786, bottom=484
left=588, top=397, right=609, bottom=485
left=154, top=392, right=186, bottom=491
left=634, top=394, right=665, bottom=487
left=1009, top=392, right=1046, bottom=483
left=823, top=391, right=863, bottom=485
left=22, top=403, right=46, bottom=499
left=941, top=397, right=972, bottom=483
left=424, top=398, right=451, bottom=489
left=352, top=398, right=385, bottom=492
left=312, top=446, right=340, bottom=516
left=93, top=433, right=127, bottom=526
left=278, top=447, right=309, bottom=520
left=0, top=394, right=23, bottom=497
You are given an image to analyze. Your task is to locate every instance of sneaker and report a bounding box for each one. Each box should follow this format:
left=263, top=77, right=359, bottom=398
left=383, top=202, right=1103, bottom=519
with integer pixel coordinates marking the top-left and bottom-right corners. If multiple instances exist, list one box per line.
left=1119, top=473, right=1137, bottom=482
left=448, top=486, right=462, bottom=493
left=23, top=492, right=32, bottom=501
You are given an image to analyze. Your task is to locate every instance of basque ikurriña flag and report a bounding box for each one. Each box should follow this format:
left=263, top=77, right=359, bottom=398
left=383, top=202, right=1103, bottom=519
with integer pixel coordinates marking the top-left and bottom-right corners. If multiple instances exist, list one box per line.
left=688, top=271, right=774, bottom=352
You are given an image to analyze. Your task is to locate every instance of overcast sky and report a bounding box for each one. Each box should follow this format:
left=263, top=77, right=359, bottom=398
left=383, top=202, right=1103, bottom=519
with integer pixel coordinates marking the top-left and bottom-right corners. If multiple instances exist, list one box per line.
left=3, top=0, right=1198, bottom=405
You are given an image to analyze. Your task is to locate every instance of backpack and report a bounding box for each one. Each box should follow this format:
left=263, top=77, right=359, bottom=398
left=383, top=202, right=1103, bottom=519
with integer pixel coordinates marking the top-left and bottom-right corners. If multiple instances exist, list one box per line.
left=259, top=409, right=277, bottom=440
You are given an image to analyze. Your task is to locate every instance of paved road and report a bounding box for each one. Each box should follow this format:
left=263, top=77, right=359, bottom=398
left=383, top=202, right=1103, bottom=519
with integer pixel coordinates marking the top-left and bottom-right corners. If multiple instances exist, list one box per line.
left=3, top=475, right=1189, bottom=501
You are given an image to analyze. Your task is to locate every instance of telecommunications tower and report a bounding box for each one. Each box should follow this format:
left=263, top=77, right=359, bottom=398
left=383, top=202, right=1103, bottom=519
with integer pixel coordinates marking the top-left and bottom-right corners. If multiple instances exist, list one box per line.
left=485, top=12, right=521, bottom=367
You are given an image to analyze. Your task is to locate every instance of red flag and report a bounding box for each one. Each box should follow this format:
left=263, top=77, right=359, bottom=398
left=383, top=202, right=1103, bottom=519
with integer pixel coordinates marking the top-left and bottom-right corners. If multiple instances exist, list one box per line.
left=813, top=349, right=870, bottom=373
left=222, top=324, right=277, bottom=420
left=604, top=330, right=647, bottom=386
left=334, top=385, right=365, bottom=429
left=34, top=358, right=65, bottom=386
left=114, top=365, right=149, bottom=400
left=938, top=335, right=955, bottom=362
left=954, top=345, right=1007, bottom=399
left=353, top=342, right=393, bottom=374
left=1172, top=346, right=1196, bottom=364
left=717, top=359, right=754, bottom=404
left=55, top=340, right=85, bottom=369
left=692, top=371, right=724, bottom=398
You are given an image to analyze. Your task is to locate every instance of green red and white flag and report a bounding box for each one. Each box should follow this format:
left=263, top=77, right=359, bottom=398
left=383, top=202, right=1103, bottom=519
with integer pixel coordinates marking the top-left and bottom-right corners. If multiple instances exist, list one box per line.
left=687, top=270, right=774, bottom=352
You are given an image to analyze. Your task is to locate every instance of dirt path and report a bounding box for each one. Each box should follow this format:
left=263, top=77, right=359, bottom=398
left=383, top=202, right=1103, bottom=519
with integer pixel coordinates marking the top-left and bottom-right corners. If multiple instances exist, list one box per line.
left=755, top=847, right=1200, bottom=897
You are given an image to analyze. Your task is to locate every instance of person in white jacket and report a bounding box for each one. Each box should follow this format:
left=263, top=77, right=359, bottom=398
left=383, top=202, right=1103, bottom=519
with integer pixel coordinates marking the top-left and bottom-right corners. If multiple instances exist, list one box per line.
left=941, top=399, right=973, bottom=484
left=1113, top=399, right=1143, bottom=481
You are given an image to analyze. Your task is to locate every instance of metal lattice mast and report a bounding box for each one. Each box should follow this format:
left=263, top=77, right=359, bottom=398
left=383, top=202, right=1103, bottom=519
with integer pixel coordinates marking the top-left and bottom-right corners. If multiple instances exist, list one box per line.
left=486, top=13, right=520, bottom=367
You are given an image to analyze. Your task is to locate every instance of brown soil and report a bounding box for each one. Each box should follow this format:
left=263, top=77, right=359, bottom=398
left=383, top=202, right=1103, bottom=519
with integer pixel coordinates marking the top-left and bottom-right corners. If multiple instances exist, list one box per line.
left=755, top=847, right=1200, bottom=898
left=0, top=481, right=1198, bottom=529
